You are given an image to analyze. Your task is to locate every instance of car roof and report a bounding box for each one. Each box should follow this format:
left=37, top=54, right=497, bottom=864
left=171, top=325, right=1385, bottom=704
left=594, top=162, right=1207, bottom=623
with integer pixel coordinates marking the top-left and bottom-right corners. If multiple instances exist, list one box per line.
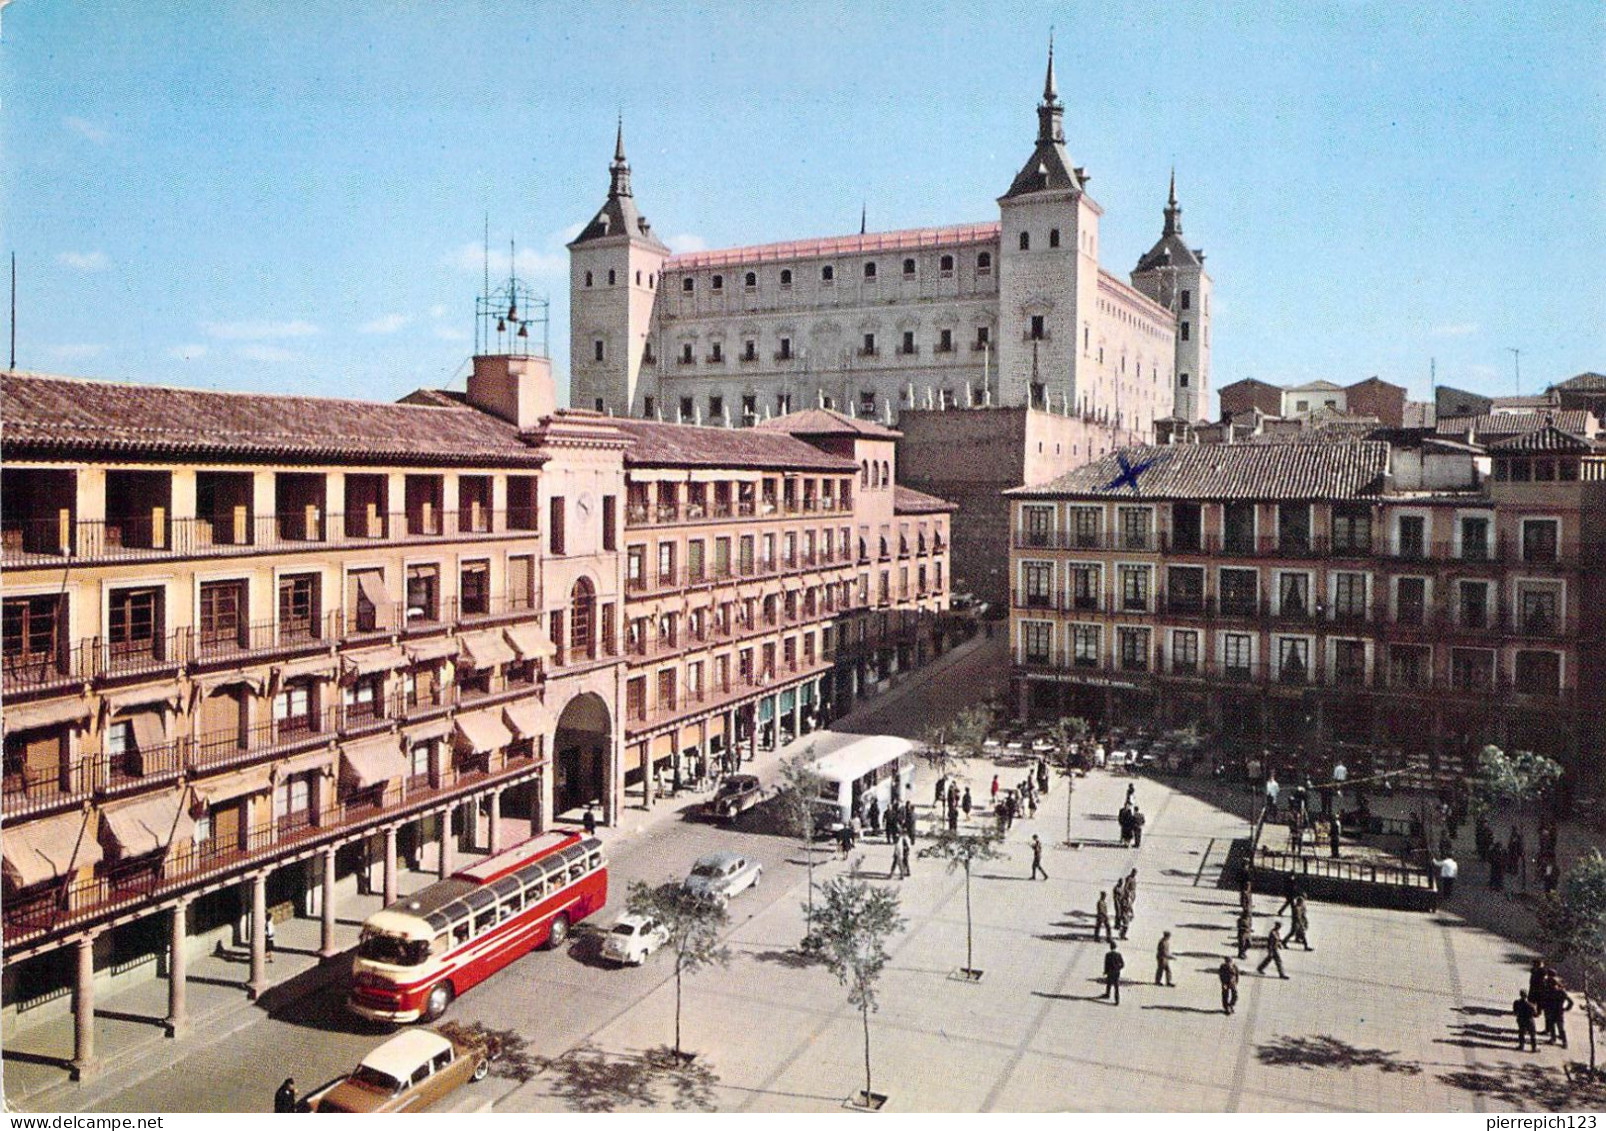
left=615, top=911, right=652, bottom=926
left=693, top=851, right=743, bottom=867
left=360, top=1029, right=454, bottom=1078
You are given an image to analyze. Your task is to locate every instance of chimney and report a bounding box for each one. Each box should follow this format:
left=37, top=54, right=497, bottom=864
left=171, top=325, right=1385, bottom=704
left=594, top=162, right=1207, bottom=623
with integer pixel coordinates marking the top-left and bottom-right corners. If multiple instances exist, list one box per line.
left=467, top=354, right=557, bottom=430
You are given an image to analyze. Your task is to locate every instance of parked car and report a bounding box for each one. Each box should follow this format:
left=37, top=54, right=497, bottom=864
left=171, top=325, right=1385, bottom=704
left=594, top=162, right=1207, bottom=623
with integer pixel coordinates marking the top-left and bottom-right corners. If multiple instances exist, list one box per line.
left=308, top=1026, right=496, bottom=1113
left=601, top=912, right=669, bottom=966
left=705, top=774, right=764, bottom=822
left=682, top=852, right=762, bottom=902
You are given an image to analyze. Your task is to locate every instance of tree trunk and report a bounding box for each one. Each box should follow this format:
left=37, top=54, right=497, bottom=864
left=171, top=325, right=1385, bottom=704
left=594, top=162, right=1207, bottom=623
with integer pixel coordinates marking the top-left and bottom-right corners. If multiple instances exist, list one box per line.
left=1065, top=766, right=1074, bottom=844
left=674, top=960, right=683, bottom=1056
left=1587, top=966, right=1598, bottom=1078
left=861, top=996, right=873, bottom=1099
left=964, top=862, right=974, bottom=972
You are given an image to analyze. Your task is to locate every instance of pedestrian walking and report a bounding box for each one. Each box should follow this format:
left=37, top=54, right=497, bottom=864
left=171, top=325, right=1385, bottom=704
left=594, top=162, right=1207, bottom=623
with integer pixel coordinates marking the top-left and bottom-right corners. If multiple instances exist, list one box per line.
left=962, top=787, right=973, bottom=818
left=1514, top=990, right=1540, bottom=1052
left=1257, top=922, right=1288, bottom=978
left=890, top=837, right=903, bottom=878
left=1264, top=772, right=1281, bottom=818
left=1508, top=828, right=1527, bottom=891
left=885, top=803, right=900, bottom=844
left=1276, top=871, right=1302, bottom=917
left=1155, top=930, right=1175, bottom=986
left=1288, top=895, right=1312, bottom=951
left=1239, top=878, right=1254, bottom=917
left=899, top=836, right=913, bottom=880
left=1029, top=834, right=1048, bottom=881
left=1329, top=813, right=1342, bottom=859
left=1101, top=941, right=1125, bottom=1005
left=1123, top=869, right=1139, bottom=910
left=1026, top=789, right=1038, bottom=820
left=274, top=1078, right=298, bottom=1113
left=867, top=796, right=881, bottom=836
left=1540, top=857, right=1560, bottom=894
left=1434, top=854, right=1458, bottom=901
left=837, top=824, right=855, bottom=859
left=1131, top=805, right=1146, bottom=847
left=265, top=916, right=276, bottom=963
left=1114, top=891, right=1131, bottom=940
left=1094, top=891, right=1113, bottom=944
left=1474, top=815, right=1495, bottom=863
left=948, top=801, right=960, bottom=832
left=1218, top=958, right=1240, bottom=1015
left=904, top=799, right=915, bottom=837
left=1125, top=782, right=1136, bottom=808
left=1542, top=972, right=1574, bottom=1048
left=1037, top=757, right=1049, bottom=794
left=990, top=774, right=1000, bottom=807
left=935, top=774, right=947, bottom=807
left=1118, top=804, right=1133, bottom=846
left=1235, top=910, right=1253, bottom=959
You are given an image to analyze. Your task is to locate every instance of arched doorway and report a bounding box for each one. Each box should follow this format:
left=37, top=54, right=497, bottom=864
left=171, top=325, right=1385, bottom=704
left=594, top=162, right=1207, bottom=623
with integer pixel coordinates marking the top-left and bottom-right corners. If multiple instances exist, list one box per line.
left=554, top=693, right=611, bottom=817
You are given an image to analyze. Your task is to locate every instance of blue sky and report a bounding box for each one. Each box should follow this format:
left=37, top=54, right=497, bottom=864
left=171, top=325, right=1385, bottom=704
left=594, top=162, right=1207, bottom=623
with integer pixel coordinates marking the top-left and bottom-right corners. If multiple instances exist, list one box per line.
left=4, top=1, right=1601, bottom=412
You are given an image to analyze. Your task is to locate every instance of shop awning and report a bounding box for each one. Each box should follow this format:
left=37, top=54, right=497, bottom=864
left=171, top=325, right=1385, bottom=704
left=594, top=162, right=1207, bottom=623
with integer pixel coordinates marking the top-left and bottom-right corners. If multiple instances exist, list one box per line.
left=356, top=572, right=392, bottom=610
left=343, top=646, right=408, bottom=678
left=503, top=622, right=555, bottom=661
left=339, top=733, right=408, bottom=789
left=459, top=630, right=516, bottom=670
left=101, top=791, right=193, bottom=859
left=1, top=810, right=103, bottom=888
left=404, top=637, right=460, bottom=664
left=190, top=764, right=275, bottom=806
left=274, top=654, right=339, bottom=684
left=103, top=686, right=182, bottom=714
left=628, top=469, right=690, bottom=484
left=403, top=717, right=455, bottom=745
left=455, top=707, right=513, bottom=753
left=4, top=696, right=93, bottom=733
left=503, top=699, right=551, bottom=740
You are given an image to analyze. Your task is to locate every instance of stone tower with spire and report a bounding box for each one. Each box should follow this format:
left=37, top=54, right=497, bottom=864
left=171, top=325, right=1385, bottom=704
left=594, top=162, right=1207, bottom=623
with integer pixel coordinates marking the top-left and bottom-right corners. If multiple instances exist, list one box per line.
left=567, top=119, right=669, bottom=416
left=1131, top=170, right=1212, bottom=420
left=995, top=38, right=1103, bottom=416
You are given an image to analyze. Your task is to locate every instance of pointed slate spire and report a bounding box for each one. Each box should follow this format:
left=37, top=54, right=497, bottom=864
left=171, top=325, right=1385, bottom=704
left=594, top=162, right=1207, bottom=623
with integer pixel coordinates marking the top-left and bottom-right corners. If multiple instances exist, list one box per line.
left=1036, top=33, right=1064, bottom=145
left=1163, top=168, right=1182, bottom=236
left=609, top=114, right=633, bottom=199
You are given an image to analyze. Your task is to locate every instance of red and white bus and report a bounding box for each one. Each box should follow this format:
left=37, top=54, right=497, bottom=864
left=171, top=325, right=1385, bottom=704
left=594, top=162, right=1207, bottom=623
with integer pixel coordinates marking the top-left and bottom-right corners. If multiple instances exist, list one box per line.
left=347, top=829, right=607, bottom=1023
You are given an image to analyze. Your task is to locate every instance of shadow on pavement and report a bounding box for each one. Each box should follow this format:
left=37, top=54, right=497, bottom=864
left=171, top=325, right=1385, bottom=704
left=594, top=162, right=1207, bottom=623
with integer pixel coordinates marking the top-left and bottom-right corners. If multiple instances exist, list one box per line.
left=749, top=948, right=826, bottom=970
left=1255, top=1034, right=1423, bottom=1075
left=1143, top=1004, right=1223, bottom=1015
left=1438, top=1060, right=1606, bottom=1111
left=540, top=1041, right=720, bottom=1113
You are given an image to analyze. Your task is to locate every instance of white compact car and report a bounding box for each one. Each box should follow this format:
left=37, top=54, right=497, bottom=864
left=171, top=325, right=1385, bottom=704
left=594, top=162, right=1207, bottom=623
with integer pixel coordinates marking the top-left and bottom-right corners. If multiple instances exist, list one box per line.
left=600, top=912, right=669, bottom=966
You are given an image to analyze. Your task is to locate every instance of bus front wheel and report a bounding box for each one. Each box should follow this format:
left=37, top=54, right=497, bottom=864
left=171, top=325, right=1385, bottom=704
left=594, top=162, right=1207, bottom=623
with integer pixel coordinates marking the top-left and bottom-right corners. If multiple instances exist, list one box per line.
left=545, top=913, right=571, bottom=950
left=422, top=981, right=454, bottom=1022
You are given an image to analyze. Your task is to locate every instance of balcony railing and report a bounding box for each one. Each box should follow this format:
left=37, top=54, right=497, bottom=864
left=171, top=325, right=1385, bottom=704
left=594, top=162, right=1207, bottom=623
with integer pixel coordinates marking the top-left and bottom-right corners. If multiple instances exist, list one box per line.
left=2, top=510, right=539, bottom=569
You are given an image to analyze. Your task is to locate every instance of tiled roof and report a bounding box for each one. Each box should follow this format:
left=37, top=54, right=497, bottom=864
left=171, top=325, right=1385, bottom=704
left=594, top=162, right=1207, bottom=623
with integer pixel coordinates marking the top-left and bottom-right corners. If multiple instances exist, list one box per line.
left=1553, top=371, right=1606, bottom=392
left=1008, top=442, right=1390, bottom=501
left=893, top=484, right=957, bottom=515
left=755, top=408, right=900, bottom=439
left=1435, top=410, right=1593, bottom=438
left=1486, top=425, right=1599, bottom=453
left=1218, top=378, right=1283, bottom=392
left=1, top=372, right=546, bottom=466
left=610, top=419, right=857, bottom=472
left=665, top=222, right=1000, bottom=270
left=1285, top=379, right=1345, bottom=393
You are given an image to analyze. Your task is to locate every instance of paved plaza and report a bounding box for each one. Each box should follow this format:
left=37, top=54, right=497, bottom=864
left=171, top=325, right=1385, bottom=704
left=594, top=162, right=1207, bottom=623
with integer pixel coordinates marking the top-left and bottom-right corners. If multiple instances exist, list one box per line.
left=11, top=636, right=1600, bottom=1114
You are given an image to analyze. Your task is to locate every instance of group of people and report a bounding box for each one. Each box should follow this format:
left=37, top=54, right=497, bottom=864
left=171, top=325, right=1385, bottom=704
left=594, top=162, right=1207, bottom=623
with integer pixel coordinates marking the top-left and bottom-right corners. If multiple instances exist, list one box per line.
left=1513, top=960, right=1576, bottom=1052
left=1476, top=817, right=1562, bottom=895
left=989, top=771, right=1043, bottom=835
left=934, top=775, right=973, bottom=832
left=1117, top=783, right=1147, bottom=847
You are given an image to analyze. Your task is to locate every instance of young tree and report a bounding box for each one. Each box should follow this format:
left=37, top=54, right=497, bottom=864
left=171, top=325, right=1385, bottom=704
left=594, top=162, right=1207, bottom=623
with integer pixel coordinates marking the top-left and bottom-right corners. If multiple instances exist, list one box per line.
left=807, top=867, right=907, bottom=1106
left=1053, top=715, right=1091, bottom=845
left=919, top=827, right=1006, bottom=979
left=946, top=705, right=992, bottom=762
left=918, top=722, right=961, bottom=781
left=1473, top=745, right=1563, bottom=853
left=625, top=881, right=731, bottom=1061
left=1538, top=849, right=1606, bottom=1078
left=774, top=747, right=826, bottom=929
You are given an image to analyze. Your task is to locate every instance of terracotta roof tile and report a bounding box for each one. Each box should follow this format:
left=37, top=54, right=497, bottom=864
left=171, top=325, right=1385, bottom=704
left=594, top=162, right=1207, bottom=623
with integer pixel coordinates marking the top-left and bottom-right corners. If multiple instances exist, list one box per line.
left=610, top=418, right=857, bottom=472
left=1435, top=410, right=1593, bottom=438
left=1008, top=442, right=1390, bottom=501
left=1, top=372, right=546, bottom=466
left=1553, top=371, right=1606, bottom=392
left=755, top=408, right=900, bottom=439
left=893, top=484, right=957, bottom=515
left=1486, top=425, right=1599, bottom=453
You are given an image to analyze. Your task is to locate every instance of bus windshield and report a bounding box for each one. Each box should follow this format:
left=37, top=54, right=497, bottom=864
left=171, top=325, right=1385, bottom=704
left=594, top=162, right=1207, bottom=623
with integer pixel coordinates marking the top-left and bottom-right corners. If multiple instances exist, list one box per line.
left=357, top=929, right=430, bottom=967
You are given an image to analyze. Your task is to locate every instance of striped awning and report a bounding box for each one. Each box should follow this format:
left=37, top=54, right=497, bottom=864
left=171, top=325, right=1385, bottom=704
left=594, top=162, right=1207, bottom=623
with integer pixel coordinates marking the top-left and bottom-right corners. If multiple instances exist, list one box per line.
left=190, top=764, right=275, bottom=806
left=343, top=646, right=409, bottom=678
left=503, top=699, right=551, bottom=740
left=455, top=707, right=513, bottom=753
left=404, top=636, right=460, bottom=664
left=1, top=809, right=103, bottom=888
left=503, top=622, right=555, bottom=661
left=459, top=630, right=517, bottom=670
left=101, top=791, right=193, bottom=859
left=340, top=733, right=408, bottom=789
left=3, top=696, right=93, bottom=733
